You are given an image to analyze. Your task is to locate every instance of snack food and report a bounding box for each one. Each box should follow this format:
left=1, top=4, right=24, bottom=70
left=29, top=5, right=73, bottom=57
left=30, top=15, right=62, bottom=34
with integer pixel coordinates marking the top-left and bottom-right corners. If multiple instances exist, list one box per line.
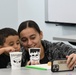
left=47, top=62, right=51, bottom=66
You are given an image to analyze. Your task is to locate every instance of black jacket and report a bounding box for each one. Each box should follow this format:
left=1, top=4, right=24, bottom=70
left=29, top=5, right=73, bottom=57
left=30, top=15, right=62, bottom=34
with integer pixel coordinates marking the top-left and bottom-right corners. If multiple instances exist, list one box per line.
left=0, top=53, right=10, bottom=68
left=21, top=40, right=76, bottom=66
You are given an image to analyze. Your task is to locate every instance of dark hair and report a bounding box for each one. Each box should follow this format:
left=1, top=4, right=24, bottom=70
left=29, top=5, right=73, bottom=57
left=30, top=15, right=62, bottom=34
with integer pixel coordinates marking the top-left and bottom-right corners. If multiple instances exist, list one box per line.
left=18, top=20, right=41, bottom=37
left=0, top=28, right=18, bottom=46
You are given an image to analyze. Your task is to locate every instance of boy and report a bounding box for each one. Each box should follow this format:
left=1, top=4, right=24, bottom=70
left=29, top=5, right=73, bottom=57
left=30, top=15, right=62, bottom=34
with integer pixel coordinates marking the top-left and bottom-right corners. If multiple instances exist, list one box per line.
left=0, top=28, right=20, bottom=68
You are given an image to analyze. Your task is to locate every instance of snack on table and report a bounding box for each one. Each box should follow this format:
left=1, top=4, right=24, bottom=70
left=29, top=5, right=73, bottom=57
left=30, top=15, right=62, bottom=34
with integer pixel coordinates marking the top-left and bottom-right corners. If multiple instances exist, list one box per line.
left=47, top=62, right=51, bottom=66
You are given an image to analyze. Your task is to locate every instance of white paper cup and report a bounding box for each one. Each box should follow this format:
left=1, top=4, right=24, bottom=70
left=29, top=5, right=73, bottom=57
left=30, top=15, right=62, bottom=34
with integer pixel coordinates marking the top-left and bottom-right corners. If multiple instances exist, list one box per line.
left=10, top=52, right=22, bottom=69
left=29, top=48, right=40, bottom=64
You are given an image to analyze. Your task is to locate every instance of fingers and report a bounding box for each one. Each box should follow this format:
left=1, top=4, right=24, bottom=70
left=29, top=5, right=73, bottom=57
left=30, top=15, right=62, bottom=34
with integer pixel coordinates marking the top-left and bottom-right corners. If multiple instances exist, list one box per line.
left=27, top=61, right=31, bottom=65
left=4, top=47, right=16, bottom=53
left=8, top=47, right=18, bottom=52
left=66, top=53, right=76, bottom=69
left=27, top=60, right=40, bottom=65
left=9, top=47, right=15, bottom=52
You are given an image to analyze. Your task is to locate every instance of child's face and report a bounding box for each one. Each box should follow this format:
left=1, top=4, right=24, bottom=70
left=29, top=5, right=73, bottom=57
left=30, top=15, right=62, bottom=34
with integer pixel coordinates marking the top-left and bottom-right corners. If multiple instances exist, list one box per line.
left=3, top=35, right=20, bottom=51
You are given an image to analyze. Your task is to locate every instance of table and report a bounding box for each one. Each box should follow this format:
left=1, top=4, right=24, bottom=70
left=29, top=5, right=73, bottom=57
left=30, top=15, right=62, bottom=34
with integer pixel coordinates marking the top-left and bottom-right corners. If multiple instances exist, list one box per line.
left=53, top=35, right=76, bottom=42
left=53, top=35, right=76, bottom=46
left=0, top=67, right=76, bottom=75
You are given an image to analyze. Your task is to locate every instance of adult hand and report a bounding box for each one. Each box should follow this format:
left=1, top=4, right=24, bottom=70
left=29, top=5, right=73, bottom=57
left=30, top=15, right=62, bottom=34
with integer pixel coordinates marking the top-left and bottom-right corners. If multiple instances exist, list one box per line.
left=27, top=60, right=40, bottom=65
left=66, top=53, right=76, bottom=69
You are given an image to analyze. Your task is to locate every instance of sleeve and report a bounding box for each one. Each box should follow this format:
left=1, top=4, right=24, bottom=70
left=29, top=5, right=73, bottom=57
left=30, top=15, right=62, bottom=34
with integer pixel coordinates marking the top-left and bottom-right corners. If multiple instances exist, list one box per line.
left=20, top=47, right=30, bottom=67
left=56, top=42, right=76, bottom=56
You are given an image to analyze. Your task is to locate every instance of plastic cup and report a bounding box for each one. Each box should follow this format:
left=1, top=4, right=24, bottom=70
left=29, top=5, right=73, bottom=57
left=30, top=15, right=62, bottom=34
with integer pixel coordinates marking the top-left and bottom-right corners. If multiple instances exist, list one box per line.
left=29, top=48, right=40, bottom=64
left=10, top=52, right=22, bottom=69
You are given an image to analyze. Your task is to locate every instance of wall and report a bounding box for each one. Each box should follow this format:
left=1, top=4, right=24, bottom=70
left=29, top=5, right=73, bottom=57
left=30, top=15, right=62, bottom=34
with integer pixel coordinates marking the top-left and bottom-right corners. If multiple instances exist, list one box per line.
left=0, top=0, right=76, bottom=47
left=45, top=0, right=76, bottom=24
left=18, top=0, right=76, bottom=44
left=0, top=0, right=18, bottom=30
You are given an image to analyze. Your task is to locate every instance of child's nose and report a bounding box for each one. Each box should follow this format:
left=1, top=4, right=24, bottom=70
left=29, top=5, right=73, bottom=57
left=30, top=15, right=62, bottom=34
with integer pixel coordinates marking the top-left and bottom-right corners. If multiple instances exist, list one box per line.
left=14, top=44, right=18, bottom=50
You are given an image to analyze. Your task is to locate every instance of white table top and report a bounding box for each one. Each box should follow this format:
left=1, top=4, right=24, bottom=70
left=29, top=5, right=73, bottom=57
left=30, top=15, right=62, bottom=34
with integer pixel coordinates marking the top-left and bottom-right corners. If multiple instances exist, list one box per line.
left=0, top=67, right=76, bottom=75
left=53, top=35, right=76, bottom=42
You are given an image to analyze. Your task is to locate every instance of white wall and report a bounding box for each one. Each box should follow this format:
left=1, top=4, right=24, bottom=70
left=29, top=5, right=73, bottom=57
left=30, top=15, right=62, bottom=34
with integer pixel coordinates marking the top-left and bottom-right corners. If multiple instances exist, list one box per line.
left=17, top=0, right=76, bottom=43
left=0, top=0, right=76, bottom=46
left=0, top=0, right=18, bottom=30
left=18, top=0, right=63, bottom=41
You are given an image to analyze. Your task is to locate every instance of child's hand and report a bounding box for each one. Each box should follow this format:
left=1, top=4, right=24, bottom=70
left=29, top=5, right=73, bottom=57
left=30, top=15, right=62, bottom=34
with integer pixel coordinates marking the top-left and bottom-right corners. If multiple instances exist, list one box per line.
left=4, top=46, right=16, bottom=53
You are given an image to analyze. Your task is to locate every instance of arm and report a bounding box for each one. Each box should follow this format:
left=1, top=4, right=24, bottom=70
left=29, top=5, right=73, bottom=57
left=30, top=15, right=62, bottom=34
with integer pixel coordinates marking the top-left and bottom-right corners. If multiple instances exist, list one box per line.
left=57, top=42, right=76, bottom=69
left=0, top=46, right=16, bottom=55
